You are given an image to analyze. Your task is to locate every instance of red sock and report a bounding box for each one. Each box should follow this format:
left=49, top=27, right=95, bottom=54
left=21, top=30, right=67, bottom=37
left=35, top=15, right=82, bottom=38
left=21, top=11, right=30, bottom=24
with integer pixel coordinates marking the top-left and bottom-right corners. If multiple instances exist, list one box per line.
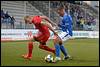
left=39, top=45, right=55, bottom=54
left=28, top=42, right=33, bottom=57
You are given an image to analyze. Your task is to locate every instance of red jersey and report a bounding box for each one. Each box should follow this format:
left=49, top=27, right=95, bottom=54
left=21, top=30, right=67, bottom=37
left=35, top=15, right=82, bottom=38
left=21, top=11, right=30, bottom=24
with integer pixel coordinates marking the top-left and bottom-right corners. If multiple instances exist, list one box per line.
left=32, top=16, right=49, bottom=34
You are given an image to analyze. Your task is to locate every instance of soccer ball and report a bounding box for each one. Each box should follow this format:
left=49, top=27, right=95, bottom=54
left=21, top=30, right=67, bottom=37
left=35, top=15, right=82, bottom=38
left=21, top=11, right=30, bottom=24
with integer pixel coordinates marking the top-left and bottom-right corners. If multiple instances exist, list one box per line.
left=44, top=54, right=54, bottom=63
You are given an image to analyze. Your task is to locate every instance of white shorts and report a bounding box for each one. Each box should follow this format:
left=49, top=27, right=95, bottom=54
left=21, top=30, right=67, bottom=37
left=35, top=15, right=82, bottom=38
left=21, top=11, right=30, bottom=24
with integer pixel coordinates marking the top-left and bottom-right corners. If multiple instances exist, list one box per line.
left=57, top=30, right=72, bottom=41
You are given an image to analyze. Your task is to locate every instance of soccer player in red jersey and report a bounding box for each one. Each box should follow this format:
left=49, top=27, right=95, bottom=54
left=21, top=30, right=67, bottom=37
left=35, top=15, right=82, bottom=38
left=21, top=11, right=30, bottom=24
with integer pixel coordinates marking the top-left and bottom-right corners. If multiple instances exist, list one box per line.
left=22, top=15, right=58, bottom=60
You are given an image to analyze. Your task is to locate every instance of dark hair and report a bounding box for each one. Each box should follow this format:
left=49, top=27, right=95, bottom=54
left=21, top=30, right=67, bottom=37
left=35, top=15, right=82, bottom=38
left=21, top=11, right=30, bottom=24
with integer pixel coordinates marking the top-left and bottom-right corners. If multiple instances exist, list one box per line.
left=57, top=6, right=65, bottom=10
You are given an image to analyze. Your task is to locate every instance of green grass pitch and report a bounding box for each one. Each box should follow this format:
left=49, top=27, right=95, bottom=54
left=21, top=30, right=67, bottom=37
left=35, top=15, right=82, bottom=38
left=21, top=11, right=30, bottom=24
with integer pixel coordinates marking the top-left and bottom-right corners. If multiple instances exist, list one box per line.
left=1, top=38, right=99, bottom=66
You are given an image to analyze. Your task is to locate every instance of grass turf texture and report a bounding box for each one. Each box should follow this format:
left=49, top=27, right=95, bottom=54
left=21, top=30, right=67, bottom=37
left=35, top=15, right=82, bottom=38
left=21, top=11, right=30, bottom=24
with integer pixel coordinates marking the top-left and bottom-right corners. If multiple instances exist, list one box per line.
left=1, top=38, right=99, bottom=66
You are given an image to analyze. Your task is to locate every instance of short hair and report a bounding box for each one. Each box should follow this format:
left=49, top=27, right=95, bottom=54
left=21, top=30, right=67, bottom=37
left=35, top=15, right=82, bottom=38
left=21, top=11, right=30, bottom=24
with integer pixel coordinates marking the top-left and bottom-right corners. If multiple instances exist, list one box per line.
left=24, top=16, right=30, bottom=20
left=57, top=6, right=65, bottom=10
left=24, top=16, right=30, bottom=23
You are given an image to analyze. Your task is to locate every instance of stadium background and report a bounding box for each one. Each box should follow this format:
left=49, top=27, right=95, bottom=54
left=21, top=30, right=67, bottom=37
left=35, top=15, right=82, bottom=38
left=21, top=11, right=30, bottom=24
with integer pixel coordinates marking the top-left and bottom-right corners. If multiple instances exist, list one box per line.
left=1, top=1, right=99, bottom=66
left=1, top=1, right=99, bottom=41
left=1, top=1, right=99, bottom=30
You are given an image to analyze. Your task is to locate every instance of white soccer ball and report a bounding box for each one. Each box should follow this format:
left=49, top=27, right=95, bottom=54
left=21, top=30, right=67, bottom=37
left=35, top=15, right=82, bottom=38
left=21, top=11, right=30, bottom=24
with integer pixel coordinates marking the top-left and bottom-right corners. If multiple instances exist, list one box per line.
left=44, top=54, right=54, bottom=63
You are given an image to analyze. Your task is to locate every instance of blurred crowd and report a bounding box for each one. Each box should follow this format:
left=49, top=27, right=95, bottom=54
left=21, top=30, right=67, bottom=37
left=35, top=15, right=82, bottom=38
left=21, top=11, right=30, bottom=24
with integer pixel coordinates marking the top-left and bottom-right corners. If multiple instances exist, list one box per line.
left=1, top=9, right=15, bottom=29
left=70, top=4, right=96, bottom=31
left=50, top=1, right=96, bottom=31
left=1, top=1, right=96, bottom=30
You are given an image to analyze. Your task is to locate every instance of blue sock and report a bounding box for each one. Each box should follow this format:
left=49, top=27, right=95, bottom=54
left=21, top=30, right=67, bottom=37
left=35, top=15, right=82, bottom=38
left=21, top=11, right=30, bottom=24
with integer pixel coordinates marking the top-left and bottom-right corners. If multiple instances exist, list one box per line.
left=60, top=45, right=68, bottom=57
left=55, top=44, right=60, bottom=57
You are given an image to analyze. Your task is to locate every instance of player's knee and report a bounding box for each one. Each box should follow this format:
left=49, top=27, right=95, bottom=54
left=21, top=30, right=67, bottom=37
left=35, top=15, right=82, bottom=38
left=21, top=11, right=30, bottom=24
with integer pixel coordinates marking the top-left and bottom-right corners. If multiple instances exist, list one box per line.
left=39, top=44, right=45, bottom=49
left=39, top=42, right=46, bottom=48
left=59, top=41, right=62, bottom=45
left=53, top=38, right=62, bottom=45
left=39, top=44, right=42, bottom=48
left=53, top=39, right=59, bottom=45
left=57, top=38, right=62, bottom=45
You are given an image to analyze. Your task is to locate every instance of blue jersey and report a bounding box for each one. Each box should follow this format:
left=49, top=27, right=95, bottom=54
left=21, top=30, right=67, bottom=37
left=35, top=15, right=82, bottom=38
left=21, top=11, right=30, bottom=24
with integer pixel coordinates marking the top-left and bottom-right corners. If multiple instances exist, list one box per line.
left=58, top=12, right=73, bottom=36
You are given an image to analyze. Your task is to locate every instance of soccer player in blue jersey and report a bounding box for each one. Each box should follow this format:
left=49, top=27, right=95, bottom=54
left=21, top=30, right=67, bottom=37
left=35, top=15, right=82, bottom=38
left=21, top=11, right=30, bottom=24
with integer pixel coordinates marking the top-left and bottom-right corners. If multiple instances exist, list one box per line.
left=53, top=6, right=73, bottom=62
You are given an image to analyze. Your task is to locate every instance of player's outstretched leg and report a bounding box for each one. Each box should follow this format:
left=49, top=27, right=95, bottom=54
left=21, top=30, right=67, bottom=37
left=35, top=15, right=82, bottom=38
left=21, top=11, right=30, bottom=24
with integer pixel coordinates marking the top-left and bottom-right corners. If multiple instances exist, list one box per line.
left=39, top=44, right=55, bottom=54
